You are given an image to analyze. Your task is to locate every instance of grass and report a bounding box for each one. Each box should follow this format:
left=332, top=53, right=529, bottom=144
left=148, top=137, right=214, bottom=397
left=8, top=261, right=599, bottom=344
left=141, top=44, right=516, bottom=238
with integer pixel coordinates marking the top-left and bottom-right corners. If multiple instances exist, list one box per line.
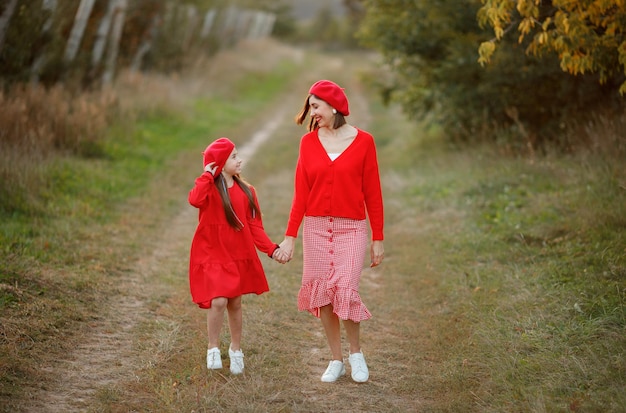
left=350, top=87, right=625, bottom=411
left=1, top=42, right=625, bottom=412
left=391, top=141, right=626, bottom=411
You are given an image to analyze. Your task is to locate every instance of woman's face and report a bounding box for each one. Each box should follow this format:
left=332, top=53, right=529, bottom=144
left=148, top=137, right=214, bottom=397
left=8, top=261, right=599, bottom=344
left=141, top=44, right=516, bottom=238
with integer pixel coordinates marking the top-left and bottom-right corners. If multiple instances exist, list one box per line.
left=222, top=147, right=242, bottom=176
left=309, top=95, right=335, bottom=128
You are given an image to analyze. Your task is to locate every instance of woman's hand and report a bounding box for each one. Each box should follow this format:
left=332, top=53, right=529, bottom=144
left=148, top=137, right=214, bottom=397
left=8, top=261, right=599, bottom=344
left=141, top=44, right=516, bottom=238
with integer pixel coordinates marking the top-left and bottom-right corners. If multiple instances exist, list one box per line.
left=279, top=236, right=296, bottom=262
left=370, top=240, right=384, bottom=267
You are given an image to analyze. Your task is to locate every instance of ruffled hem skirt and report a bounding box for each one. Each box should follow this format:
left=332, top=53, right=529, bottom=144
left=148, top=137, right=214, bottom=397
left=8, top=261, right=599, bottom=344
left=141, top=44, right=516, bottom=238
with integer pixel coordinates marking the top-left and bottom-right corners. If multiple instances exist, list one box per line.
left=297, top=216, right=371, bottom=322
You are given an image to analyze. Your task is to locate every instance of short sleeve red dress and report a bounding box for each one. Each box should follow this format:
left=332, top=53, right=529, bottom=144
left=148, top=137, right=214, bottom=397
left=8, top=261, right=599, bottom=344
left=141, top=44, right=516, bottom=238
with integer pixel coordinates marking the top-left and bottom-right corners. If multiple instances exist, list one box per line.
left=188, top=172, right=277, bottom=309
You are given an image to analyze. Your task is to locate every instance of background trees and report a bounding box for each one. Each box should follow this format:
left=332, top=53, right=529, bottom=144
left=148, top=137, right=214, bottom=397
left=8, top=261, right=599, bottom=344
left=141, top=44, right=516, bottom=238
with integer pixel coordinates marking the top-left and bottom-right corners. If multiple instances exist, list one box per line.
left=356, top=0, right=624, bottom=150
left=478, top=0, right=626, bottom=94
left=1, top=0, right=623, bottom=150
left=0, top=0, right=284, bottom=88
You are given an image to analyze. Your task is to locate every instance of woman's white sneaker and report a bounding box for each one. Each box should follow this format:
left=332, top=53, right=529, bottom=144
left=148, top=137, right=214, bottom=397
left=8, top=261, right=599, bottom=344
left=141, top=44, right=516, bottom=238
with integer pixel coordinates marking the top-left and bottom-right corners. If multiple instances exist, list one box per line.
left=348, top=352, right=369, bottom=383
left=206, top=347, right=222, bottom=370
left=321, top=360, right=346, bottom=382
left=228, top=346, right=244, bottom=375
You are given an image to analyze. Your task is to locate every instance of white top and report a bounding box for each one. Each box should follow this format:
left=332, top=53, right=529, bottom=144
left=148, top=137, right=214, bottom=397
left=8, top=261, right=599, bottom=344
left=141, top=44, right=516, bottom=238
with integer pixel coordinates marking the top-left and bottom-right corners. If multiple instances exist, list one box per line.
left=327, top=152, right=340, bottom=161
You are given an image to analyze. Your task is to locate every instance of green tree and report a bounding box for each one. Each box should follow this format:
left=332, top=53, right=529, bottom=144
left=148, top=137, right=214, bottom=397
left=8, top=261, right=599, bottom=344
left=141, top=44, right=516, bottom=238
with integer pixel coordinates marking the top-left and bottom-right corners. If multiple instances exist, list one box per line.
left=478, top=0, right=626, bottom=94
left=357, top=0, right=622, bottom=148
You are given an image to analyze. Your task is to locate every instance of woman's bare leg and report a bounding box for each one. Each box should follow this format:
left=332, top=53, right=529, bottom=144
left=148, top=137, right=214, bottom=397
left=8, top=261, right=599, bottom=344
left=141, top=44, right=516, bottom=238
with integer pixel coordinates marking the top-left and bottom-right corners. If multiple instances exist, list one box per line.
left=342, top=319, right=361, bottom=354
left=320, top=304, right=343, bottom=360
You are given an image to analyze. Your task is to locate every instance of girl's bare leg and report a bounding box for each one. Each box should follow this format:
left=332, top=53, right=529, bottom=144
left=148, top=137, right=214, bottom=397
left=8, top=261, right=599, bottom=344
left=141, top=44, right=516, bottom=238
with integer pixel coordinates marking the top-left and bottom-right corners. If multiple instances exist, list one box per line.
left=207, top=297, right=228, bottom=348
left=226, top=296, right=243, bottom=350
left=320, top=304, right=343, bottom=360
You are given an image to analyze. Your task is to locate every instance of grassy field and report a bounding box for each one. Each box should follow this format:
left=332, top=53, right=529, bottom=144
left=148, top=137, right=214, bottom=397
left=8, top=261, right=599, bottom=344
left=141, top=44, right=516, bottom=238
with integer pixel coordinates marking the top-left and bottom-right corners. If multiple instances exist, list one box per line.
left=1, top=40, right=624, bottom=412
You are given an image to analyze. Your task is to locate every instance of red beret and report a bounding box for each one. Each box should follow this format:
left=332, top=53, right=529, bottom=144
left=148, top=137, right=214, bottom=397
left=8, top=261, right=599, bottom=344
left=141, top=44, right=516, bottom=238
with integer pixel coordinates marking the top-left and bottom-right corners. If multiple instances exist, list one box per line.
left=309, top=80, right=350, bottom=116
left=203, top=137, right=235, bottom=176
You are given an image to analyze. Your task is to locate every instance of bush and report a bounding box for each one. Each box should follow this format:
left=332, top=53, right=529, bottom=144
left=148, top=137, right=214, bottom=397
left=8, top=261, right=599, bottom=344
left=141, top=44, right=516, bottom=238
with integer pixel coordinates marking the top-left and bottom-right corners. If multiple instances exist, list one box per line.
left=357, top=0, right=624, bottom=151
left=0, top=84, right=119, bottom=215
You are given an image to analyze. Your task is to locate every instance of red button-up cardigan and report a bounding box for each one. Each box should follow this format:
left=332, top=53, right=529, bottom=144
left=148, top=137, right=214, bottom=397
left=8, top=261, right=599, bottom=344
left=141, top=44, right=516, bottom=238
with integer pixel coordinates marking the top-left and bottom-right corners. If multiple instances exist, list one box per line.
left=286, top=128, right=384, bottom=241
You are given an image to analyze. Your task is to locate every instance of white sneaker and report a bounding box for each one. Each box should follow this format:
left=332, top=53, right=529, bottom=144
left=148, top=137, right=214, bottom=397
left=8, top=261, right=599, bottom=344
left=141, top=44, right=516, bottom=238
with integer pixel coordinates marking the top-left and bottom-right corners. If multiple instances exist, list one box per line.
left=321, top=360, right=346, bottom=382
left=348, top=352, right=369, bottom=383
left=228, top=346, right=244, bottom=375
left=207, top=347, right=222, bottom=370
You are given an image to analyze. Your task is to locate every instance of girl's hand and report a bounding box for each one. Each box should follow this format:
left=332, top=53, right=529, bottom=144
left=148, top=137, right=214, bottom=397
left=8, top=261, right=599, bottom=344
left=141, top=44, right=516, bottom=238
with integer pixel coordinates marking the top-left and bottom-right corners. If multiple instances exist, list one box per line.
left=204, top=161, right=217, bottom=175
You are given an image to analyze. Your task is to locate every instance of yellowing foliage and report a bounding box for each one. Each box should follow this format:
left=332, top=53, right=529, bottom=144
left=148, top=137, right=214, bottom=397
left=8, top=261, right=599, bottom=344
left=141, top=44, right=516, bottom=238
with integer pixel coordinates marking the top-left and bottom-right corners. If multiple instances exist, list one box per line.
left=478, top=0, right=626, bottom=94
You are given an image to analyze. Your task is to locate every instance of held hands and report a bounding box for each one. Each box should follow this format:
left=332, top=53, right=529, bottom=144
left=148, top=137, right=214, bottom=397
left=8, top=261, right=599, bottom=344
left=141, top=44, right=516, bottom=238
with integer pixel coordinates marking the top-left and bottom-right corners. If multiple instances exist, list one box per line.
left=272, top=237, right=295, bottom=264
left=272, top=247, right=290, bottom=264
left=279, top=237, right=295, bottom=261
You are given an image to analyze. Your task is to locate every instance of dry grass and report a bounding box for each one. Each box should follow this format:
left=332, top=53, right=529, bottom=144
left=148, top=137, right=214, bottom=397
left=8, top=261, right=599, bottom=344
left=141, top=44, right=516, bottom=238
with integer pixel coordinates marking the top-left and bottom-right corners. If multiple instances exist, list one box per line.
left=0, top=83, right=117, bottom=154
left=0, top=83, right=119, bottom=215
left=113, top=38, right=304, bottom=117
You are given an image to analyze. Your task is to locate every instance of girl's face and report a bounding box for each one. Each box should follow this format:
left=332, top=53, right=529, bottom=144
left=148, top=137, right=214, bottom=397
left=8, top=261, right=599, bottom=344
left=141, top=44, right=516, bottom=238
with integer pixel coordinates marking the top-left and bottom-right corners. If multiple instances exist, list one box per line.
left=309, top=95, right=335, bottom=128
left=222, top=147, right=242, bottom=177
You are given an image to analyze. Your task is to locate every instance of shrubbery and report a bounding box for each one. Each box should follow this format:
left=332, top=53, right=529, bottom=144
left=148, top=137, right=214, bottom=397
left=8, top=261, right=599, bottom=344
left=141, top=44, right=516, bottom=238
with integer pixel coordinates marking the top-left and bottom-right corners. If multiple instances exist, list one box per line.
left=356, top=0, right=624, bottom=151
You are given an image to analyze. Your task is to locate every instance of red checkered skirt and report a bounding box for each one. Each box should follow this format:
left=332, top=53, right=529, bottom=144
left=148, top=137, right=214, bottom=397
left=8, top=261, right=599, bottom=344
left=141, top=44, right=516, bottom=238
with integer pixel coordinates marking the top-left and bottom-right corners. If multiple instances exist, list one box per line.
left=298, top=216, right=371, bottom=322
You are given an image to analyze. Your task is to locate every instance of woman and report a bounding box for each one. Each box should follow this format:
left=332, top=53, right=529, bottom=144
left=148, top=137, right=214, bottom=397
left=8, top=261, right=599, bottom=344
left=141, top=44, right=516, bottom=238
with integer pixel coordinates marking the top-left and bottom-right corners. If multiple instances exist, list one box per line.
left=279, top=80, right=385, bottom=383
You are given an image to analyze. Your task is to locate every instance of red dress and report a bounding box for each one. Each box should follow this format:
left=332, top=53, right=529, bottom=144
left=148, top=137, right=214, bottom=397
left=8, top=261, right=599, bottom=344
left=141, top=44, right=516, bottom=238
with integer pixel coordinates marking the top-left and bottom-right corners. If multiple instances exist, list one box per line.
left=188, top=172, right=277, bottom=309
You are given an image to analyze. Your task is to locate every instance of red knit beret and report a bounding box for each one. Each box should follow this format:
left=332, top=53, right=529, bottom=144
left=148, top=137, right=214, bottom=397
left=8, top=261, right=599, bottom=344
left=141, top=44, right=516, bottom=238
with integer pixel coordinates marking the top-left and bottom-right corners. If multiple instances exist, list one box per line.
left=309, top=80, right=350, bottom=116
left=203, top=137, right=235, bottom=176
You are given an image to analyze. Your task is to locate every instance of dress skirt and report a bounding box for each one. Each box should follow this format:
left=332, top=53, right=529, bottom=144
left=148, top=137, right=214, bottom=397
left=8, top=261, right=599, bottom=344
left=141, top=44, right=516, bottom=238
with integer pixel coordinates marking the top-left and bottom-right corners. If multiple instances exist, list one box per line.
left=298, top=216, right=371, bottom=322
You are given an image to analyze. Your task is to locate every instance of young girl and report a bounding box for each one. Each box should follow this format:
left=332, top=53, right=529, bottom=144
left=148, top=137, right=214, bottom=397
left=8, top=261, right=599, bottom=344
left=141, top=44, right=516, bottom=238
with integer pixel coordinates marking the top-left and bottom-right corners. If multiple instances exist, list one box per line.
left=188, top=137, right=286, bottom=374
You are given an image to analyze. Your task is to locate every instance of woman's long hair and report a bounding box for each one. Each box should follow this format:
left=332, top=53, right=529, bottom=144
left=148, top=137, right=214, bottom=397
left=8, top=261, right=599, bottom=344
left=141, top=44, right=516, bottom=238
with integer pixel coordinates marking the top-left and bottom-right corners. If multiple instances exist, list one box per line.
left=295, top=94, right=346, bottom=132
left=214, top=173, right=260, bottom=230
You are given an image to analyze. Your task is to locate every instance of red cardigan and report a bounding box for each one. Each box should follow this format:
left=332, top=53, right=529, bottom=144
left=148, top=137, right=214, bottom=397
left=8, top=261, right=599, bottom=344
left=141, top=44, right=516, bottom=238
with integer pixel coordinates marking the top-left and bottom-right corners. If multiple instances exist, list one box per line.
left=286, top=128, right=384, bottom=240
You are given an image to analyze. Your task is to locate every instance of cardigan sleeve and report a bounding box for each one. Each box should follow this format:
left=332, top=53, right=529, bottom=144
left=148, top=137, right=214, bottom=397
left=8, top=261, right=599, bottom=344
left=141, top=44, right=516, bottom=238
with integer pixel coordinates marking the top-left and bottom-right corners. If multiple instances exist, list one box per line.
left=363, top=135, right=384, bottom=240
left=188, top=172, right=215, bottom=208
left=248, top=186, right=279, bottom=257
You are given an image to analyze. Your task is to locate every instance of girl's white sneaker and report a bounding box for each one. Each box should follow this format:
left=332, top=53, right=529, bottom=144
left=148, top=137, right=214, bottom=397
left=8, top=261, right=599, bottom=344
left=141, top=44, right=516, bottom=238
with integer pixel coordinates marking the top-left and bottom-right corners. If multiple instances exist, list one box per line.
left=207, top=347, right=222, bottom=369
left=228, top=346, right=244, bottom=374
left=321, top=360, right=346, bottom=382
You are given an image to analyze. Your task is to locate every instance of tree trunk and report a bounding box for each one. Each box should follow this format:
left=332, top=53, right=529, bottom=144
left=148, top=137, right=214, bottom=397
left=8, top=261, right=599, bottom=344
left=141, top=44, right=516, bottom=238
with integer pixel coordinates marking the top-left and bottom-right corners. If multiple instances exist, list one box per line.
left=130, top=14, right=160, bottom=73
left=182, top=5, right=199, bottom=52
left=263, top=14, right=276, bottom=37
left=0, top=0, right=19, bottom=53
left=102, top=0, right=127, bottom=85
left=92, top=0, right=116, bottom=67
left=200, top=9, right=216, bottom=39
left=249, top=12, right=275, bottom=39
left=64, top=0, right=96, bottom=62
left=30, top=0, right=58, bottom=83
